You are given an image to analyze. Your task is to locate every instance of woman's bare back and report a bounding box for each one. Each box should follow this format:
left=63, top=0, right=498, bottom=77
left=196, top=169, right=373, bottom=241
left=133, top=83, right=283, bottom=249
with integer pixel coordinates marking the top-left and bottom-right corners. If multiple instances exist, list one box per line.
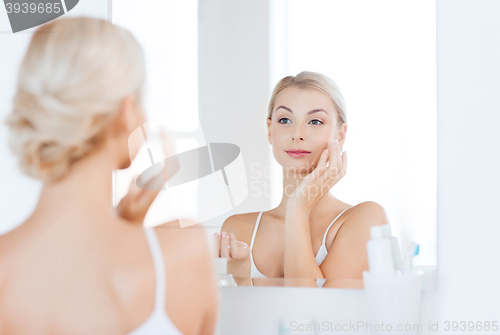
left=0, top=215, right=216, bottom=335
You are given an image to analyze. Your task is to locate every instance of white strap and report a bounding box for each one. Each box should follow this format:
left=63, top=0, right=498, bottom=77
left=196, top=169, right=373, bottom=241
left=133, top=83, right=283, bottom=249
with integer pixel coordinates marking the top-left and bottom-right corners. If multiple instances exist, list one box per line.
left=142, top=226, right=166, bottom=311
left=249, top=211, right=264, bottom=249
left=321, top=207, right=352, bottom=246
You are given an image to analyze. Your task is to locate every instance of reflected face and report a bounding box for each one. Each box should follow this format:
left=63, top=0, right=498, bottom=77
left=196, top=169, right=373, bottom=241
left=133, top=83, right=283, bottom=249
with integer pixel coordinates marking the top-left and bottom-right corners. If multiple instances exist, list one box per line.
left=267, top=87, right=343, bottom=174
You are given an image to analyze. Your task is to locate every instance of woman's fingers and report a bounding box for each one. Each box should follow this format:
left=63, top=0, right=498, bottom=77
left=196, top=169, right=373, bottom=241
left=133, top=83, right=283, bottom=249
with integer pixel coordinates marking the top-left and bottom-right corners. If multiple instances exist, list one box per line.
left=332, top=141, right=346, bottom=179
left=315, top=141, right=347, bottom=194
left=290, top=141, right=347, bottom=210
left=126, top=176, right=141, bottom=201
left=235, top=240, right=250, bottom=260
left=214, top=232, right=249, bottom=260
left=229, top=233, right=238, bottom=258
left=325, top=140, right=342, bottom=178
left=316, top=147, right=329, bottom=176
left=212, top=233, right=220, bottom=257
left=304, top=147, right=328, bottom=187
left=342, top=151, right=348, bottom=176
left=336, top=140, right=343, bottom=171
left=220, top=231, right=230, bottom=258
left=116, top=176, right=153, bottom=222
left=328, top=140, right=340, bottom=171
left=136, top=175, right=162, bottom=211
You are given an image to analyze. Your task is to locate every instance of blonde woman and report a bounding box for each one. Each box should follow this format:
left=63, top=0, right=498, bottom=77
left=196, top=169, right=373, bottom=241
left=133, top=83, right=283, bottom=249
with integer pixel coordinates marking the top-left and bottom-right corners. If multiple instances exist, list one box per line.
left=214, top=72, right=389, bottom=288
left=0, top=18, right=218, bottom=334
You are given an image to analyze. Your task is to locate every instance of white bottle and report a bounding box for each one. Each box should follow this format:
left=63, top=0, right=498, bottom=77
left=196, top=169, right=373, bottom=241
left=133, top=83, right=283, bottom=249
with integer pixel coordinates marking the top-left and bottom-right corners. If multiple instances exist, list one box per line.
left=381, top=224, right=403, bottom=270
left=367, top=226, right=396, bottom=275
left=215, top=257, right=227, bottom=275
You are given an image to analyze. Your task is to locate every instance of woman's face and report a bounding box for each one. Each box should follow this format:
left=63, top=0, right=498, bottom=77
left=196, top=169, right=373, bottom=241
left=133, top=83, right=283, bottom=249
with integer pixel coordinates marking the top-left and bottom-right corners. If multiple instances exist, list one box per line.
left=267, top=86, right=345, bottom=175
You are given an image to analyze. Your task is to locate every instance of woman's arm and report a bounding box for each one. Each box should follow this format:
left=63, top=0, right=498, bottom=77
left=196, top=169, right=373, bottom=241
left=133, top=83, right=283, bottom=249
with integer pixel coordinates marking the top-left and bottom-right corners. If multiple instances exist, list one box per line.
left=284, top=209, right=324, bottom=286
left=320, top=201, right=389, bottom=287
left=284, top=201, right=389, bottom=287
left=284, top=140, right=346, bottom=285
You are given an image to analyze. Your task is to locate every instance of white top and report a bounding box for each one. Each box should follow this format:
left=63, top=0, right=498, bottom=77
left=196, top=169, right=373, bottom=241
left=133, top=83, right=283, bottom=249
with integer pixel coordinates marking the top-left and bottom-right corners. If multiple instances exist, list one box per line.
left=127, top=226, right=185, bottom=335
left=249, top=207, right=352, bottom=287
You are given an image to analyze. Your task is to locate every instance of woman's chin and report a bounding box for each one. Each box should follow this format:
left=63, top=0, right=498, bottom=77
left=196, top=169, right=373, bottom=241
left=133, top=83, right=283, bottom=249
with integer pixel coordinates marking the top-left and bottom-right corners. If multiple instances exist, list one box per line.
left=281, top=160, right=316, bottom=175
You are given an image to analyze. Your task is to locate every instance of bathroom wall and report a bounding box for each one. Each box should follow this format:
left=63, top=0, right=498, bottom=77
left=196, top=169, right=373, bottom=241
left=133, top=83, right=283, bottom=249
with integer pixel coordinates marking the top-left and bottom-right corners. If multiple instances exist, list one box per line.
left=197, top=0, right=272, bottom=232
left=435, top=0, right=500, bottom=323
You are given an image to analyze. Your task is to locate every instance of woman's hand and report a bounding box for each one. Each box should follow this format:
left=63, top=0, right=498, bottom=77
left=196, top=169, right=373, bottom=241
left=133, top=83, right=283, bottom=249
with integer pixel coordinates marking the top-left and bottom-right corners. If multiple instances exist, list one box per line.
left=287, top=139, right=347, bottom=215
left=213, top=231, right=250, bottom=260
left=116, top=128, right=179, bottom=223
left=116, top=175, right=160, bottom=223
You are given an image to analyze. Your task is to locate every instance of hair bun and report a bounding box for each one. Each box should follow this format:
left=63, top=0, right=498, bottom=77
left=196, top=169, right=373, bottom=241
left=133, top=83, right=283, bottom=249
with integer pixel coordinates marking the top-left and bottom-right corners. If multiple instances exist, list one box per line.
left=6, top=17, right=145, bottom=182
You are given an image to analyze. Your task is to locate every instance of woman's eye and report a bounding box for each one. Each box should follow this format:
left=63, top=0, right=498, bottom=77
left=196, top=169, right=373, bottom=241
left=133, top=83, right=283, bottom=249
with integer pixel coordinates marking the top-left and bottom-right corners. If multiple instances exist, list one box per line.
left=278, top=118, right=291, bottom=124
left=309, top=119, right=323, bottom=125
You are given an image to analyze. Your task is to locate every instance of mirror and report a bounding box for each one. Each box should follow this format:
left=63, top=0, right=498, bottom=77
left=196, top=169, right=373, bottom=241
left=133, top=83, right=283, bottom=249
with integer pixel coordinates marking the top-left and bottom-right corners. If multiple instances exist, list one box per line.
left=198, top=0, right=437, bottom=288
left=112, top=0, right=436, bottom=288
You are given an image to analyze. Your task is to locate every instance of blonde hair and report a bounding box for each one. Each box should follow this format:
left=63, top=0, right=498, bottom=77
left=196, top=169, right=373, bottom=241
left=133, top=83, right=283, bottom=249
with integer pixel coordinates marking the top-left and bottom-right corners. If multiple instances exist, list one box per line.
left=267, top=71, right=347, bottom=128
left=6, top=17, right=145, bottom=182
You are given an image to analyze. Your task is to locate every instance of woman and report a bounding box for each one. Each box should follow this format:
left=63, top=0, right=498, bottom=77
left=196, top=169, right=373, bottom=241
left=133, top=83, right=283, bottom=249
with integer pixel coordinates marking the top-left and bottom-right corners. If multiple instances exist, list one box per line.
left=214, top=71, right=389, bottom=288
left=0, top=18, right=218, bottom=334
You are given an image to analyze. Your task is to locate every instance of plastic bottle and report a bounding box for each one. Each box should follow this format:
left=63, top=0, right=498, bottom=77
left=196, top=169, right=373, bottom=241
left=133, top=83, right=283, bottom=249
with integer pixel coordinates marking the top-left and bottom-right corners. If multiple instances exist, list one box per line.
left=367, top=225, right=396, bottom=274
left=381, top=224, right=403, bottom=270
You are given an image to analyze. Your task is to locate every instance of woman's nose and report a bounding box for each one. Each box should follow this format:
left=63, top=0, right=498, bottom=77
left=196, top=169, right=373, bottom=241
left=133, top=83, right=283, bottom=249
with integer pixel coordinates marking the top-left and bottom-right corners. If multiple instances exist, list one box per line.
left=292, top=126, right=304, bottom=141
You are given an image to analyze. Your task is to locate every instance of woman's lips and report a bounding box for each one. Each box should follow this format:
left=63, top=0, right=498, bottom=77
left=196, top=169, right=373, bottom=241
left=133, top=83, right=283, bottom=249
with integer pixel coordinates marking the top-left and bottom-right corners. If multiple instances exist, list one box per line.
left=286, top=150, right=311, bottom=158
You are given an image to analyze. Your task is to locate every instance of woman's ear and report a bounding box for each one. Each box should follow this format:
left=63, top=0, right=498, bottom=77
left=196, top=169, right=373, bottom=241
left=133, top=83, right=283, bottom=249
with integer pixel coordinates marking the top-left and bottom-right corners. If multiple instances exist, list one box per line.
left=337, top=122, right=347, bottom=149
left=112, top=95, right=143, bottom=137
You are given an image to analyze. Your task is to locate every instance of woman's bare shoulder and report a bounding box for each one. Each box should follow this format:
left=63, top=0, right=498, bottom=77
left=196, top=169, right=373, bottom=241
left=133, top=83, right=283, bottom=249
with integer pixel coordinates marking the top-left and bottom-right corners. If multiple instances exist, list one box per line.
left=321, top=202, right=389, bottom=280
left=221, top=212, right=262, bottom=246
left=149, top=220, right=218, bottom=334
left=342, top=201, right=389, bottom=229
left=153, top=220, right=210, bottom=258
left=0, top=220, right=41, bottom=280
left=223, top=212, right=261, bottom=228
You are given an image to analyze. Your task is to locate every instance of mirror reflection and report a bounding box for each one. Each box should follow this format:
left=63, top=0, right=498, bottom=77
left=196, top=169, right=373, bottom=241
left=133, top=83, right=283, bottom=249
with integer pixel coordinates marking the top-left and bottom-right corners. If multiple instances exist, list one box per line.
left=214, top=71, right=377, bottom=288
left=209, top=0, right=437, bottom=287
left=110, top=0, right=436, bottom=288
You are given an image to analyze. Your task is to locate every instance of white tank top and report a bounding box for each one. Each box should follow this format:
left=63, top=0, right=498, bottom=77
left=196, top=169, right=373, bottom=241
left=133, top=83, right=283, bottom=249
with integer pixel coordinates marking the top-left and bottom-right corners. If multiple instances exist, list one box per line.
left=249, top=207, right=352, bottom=287
left=127, top=226, right=185, bottom=335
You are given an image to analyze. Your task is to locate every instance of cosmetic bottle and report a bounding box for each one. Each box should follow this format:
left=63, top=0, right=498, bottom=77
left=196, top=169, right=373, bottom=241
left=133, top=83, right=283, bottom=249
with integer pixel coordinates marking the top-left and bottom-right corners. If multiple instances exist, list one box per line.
left=215, top=257, right=228, bottom=275
left=363, top=227, right=423, bottom=334
left=381, top=224, right=403, bottom=270
left=215, top=258, right=237, bottom=287
left=366, top=225, right=395, bottom=274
